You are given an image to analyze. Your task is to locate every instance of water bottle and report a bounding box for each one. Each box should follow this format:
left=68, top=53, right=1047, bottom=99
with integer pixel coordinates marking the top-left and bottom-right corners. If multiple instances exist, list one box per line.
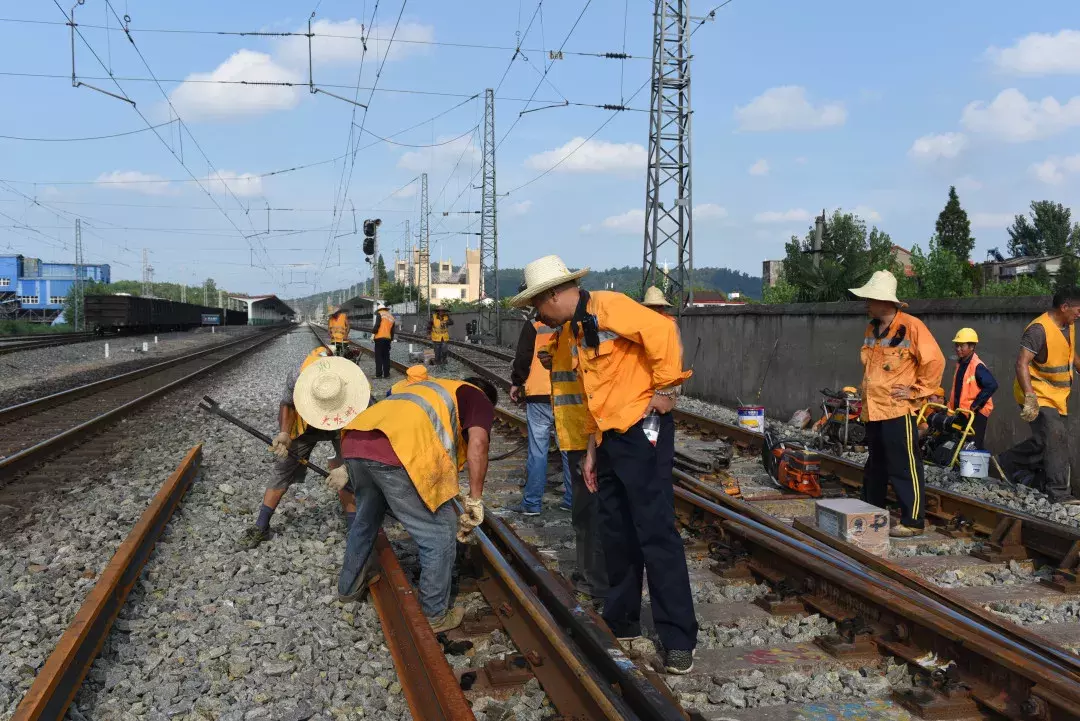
left=642, top=411, right=660, bottom=446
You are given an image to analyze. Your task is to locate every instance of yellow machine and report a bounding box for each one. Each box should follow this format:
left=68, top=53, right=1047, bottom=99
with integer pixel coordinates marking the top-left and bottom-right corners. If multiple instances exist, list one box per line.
left=915, top=402, right=976, bottom=469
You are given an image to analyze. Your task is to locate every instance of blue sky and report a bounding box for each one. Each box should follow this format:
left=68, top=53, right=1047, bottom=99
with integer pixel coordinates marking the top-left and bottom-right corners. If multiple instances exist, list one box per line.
left=1, top=1, right=1079, bottom=297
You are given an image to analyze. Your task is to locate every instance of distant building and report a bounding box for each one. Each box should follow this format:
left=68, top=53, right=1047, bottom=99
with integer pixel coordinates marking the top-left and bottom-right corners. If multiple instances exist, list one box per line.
left=981, top=254, right=1064, bottom=285
left=395, top=249, right=481, bottom=304
left=0, top=254, right=111, bottom=322
left=687, top=291, right=746, bottom=308
left=891, top=245, right=915, bottom=277
left=762, top=260, right=784, bottom=288
left=229, top=295, right=296, bottom=325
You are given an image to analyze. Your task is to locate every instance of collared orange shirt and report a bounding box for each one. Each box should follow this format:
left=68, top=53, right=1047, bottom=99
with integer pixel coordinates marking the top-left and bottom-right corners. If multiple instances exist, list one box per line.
left=860, top=311, right=945, bottom=422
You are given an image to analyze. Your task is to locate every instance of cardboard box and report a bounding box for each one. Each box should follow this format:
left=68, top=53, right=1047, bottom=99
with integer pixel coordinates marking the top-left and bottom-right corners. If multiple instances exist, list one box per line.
left=815, top=499, right=890, bottom=557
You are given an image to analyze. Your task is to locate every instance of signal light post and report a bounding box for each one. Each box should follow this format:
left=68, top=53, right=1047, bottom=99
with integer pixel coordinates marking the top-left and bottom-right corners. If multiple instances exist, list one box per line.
left=363, top=218, right=382, bottom=300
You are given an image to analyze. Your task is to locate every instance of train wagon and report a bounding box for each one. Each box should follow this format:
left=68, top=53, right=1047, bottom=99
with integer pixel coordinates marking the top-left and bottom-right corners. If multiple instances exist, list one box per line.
left=85, top=295, right=248, bottom=334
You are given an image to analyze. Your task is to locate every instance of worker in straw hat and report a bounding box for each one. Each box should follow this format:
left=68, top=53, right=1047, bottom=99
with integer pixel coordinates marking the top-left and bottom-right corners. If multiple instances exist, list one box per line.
left=510, top=254, right=698, bottom=674
left=849, top=270, right=944, bottom=539
left=313, top=360, right=500, bottom=633
left=240, top=347, right=366, bottom=550
left=946, top=327, right=997, bottom=450
left=642, top=285, right=674, bottom=317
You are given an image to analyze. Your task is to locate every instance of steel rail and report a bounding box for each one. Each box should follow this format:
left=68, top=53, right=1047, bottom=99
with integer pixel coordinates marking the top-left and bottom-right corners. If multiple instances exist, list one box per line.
left=0, top=331, right=100, bottom=356
left=11, top=445, right=203, bottom=721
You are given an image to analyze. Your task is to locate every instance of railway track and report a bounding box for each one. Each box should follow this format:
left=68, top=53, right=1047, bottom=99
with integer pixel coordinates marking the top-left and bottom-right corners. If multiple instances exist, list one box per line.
left=0, top=325, right=288, bottom=481
left=0, top=331, right=100, bottom=356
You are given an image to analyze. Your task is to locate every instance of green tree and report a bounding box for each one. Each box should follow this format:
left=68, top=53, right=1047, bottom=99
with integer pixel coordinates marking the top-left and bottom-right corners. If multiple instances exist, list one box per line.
left=905, top=236, right=973, bottom=298
left=1008, top=201, right=1075, bottom=256
left=1033, top=262, right=1053, bottom=288
left=762, top=277, right=798, bottom=304
left=983, top=274, right=1053, bottom=297
left=934, top=186, right=975, bottom=260
left=1055, top=254, right=1080, bottom=291
left=382, top=281, right=406, bottom=305
left=376, top=254, right=389, bottom=288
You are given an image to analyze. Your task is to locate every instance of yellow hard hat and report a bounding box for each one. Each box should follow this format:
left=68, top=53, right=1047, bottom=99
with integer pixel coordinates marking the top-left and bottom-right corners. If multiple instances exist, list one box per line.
left=842, top=386, right=858, bottom=395
left=934, top=386, right=945, bottom=397
left=952, top=328, right=979, bottom=344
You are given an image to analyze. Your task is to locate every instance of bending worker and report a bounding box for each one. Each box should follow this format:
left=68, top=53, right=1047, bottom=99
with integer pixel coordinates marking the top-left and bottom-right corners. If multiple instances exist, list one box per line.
left=947, top=328, right=997, bottom=450
left=511, top=254, right=697, bottom=675
left=849, top=270, right=944, bottom=539
left=328, top=310, right=351, bottom=357
left=1002, top=288, right=1080, bottom=505
left=371, top=303, right=396, bottom=379
left=306, top=362, right=498, bottom=633
left=509, top=313, right=573, bottom=515
left=428, top=307, right=453, bottom=366
left=240, top=346, right=355, bottom=549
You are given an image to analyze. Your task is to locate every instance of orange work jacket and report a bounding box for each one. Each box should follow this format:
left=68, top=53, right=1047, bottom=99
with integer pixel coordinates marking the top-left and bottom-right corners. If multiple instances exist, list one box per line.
left=948, top=353, right=994, bottom=417
left=859, top=311, right=945, bottom=422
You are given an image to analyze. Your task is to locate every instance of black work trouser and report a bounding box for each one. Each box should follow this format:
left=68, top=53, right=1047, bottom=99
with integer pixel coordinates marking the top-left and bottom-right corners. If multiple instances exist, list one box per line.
left=1000, top=408, right=1072, bottom=503
left=862, top=414, right=925, bottom=528
left=433, top=341, right=447, bottom=365
left=567, top=450, right=609, bottom=599
left=971, top=413, right=988, bottom=450
left=596, top=413, right=697, bottom=651
left=374, top=339, right=391, bottom=378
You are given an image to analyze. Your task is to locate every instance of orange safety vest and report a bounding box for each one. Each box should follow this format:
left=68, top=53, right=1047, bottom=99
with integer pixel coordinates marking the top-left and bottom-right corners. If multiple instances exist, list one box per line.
left=524, top=320, right=558, bottom=397
left=550, top=323, right=592, bottom=451
left=949, top=353, right=994, bottom=417
left=328, top=314, right=350, bottom=343
left=341, top=378, right=474, bottom=512
left=374, top=309, right=395, bottom=340
left=290, top=347, right=332, bottom=438
left=431, top=314, right=450, bottom=342
left=1013, top=312, right=1075, bottom=415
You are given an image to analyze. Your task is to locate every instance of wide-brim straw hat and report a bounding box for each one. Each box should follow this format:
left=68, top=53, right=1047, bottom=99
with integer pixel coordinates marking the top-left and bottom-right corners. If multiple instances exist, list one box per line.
left=509, top=255, right=589, bottom=308
left=293, top=355, right=371, bottom=430
left=642, top=286, right=672, bottom=307
left=848, top=270, right=907, bottom=308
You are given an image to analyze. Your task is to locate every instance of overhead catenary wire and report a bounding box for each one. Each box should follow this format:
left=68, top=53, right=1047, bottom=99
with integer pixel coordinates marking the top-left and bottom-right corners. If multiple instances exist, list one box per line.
left=0, top=119, right=177, bottom=142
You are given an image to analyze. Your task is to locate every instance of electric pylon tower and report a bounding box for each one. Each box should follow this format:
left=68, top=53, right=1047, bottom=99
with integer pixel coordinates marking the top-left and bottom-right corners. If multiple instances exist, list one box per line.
left=404, top=219, right=413, bottom=313
left=478, top=88, right=500, bottom=345
left=73, top=219, right=84, bottom=330
left=642, top=0, right=694, bottom=316
left=418, top=172, right=431, bottom=318
left=141, top=248, right=154, bottom=297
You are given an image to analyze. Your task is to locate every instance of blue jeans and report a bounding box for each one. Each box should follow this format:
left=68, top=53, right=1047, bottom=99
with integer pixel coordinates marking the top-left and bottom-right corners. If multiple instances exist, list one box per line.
left=337, top=459, right=456, bottom=618
left=522, top=402, right=571, bottom=511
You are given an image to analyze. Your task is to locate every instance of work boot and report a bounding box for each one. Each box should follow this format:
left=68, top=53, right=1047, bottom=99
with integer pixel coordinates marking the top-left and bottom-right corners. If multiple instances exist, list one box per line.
left=663, top=649, right=695, bottom=675
left=428, top=606, right=465, bottom=633
left=508, top=502, right=541, bottom=517
left=889, top=524, right=924, bottom=539
left=338, top=556, right=381, bottom=603
left=239, top=526, right=271, bottom=549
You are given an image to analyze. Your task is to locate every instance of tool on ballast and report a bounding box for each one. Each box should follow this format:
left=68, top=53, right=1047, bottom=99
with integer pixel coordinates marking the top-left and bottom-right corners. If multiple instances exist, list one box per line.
left=917, top=402, right=975, bottom=469
left=762, top=427, right=842, bottom=498
left=198, top=396, right=329, bottom=477
left=812, top=386, right=866, bottom=451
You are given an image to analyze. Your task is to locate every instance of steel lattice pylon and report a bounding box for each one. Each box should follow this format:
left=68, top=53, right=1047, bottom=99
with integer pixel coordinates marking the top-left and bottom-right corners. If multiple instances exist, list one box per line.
left=642, top=0, right=694, bottom=316
left=418, top=172, right=431, bottom=319
left=478, top=88, right=500, bottom=344
left=74, top=219, right=84, bottom=330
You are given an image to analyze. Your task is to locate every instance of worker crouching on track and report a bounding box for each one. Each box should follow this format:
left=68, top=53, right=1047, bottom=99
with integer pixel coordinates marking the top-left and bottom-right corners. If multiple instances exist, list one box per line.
left=511, top=255, right=698, bottom=675
left=371, top=303, right=396, bottom=379
left=240, top=347, right=357, bottom=549
left=849, top=270, right=945, bottom=539
left=1001, top=288, right=1080, bottom=505
left=328, top=310, right=351, bottom=357
left=948, top=328, right=997, bottom=450
left=322, top=365, right=499, bottom=632
left=429, top=307, right=453, bottom=366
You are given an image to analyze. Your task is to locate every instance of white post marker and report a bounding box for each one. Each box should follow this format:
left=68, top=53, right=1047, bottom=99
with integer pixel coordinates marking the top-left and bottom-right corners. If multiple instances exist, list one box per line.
left=142, top=342, right=149, bottom=352
left=212, top=326, right=216, bottom=334
left=104, top=343, right=109, bottom=358
left=154, top=336, right=158, bottom=344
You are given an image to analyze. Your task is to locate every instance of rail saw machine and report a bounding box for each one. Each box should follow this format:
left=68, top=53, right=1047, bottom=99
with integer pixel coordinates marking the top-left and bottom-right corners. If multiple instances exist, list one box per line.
left=761, top=428, right=843, bottom=498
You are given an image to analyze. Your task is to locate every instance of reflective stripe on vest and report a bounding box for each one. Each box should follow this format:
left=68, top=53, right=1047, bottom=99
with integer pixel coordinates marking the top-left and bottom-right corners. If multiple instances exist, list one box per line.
left=551, top=371, right=577, bottom=383
left=551, top=323, right=592, bottom=451
left=431, top=315, right=450, bottom=342
left=1012, top=312, right=1075, bottom=415
left=383, top=392, right=456, bottom=456
left=553, top=394, right=584, bottom=406
left=949, top=353, right=994, bottom=417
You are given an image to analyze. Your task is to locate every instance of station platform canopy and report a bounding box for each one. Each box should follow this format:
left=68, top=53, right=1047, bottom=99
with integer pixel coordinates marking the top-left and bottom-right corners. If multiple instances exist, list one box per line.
left=230, top=294, right=296, bottom=325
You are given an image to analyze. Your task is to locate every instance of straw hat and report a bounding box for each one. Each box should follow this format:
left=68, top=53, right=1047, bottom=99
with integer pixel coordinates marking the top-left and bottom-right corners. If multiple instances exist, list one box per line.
left=293, top=356, right=371, bottom=430
left=848, top=270, right=907, bottom=307
left=642, top=286, right=672, bottom=308
left=509, top=255, right=589, bottom=308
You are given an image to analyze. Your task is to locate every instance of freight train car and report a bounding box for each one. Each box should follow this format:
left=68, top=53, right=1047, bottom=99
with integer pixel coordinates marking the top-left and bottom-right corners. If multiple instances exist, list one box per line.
left=85, top=295, right=248, bottom=334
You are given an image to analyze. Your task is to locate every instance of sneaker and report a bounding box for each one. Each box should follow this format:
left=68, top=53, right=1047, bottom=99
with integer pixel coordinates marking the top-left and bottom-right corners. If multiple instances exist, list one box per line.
left=889, top=524, right=924, bottom=538
left=238, top=526, right=270, bottom=549
left=338, top=556, right=381, bottom=603
left=664, top=648, right=695, bottom=675
left=428, top=606, right=465, bottom=633
left=508, top=502, right=541, bottom=516
left=558, top=500, right=573, bottom=512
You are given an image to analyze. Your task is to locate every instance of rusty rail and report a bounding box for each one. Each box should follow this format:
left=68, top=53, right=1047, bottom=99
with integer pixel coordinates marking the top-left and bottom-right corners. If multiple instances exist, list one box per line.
left=12, top=445, right=203, bottom=721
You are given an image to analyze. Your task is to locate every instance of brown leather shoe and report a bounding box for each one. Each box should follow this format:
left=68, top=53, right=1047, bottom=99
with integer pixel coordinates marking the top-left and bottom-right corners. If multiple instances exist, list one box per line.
left=889, top=524, right=924, bottom=538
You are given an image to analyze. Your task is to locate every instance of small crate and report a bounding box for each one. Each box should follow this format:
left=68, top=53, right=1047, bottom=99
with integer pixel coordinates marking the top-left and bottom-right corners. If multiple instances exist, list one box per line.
left=815, top=499, right=890, bottom=557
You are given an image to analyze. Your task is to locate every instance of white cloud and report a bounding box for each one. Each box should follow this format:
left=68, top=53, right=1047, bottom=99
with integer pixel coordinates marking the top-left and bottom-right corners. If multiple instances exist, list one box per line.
left=754, top=209, right=811, bottom=224
left=961, top=88, right=1080, bottom=142
left=695, top=203, right=728, bottom=220
left=955, top=176, right=983, bottom=192
left=277, top=19, right=434, bottom=67
left=207, top=170, right=263, bottom=198
left=794, top=156, right=808, bottom=165
left=398, top=134, right=480, bottom=172
left=1030, top=154, right=1080, bottom=185
left=169, top=50, right=302, bottom=121
left=94, top=170, right=177, bottom=196
left=909, top=132, right=968, bottom=161
left=971, top=212, right=1015, bottom=228
left=735, top=86, right=846, bottom=131
left=508, top=200, right=533, bottom=216
left=852, top=205, right=882, bottom=222
left=989, top=29, right=1080, bottom=75
left=390, top=184, right=418, bottom=199
left=748, top=159, right=769, bottom=176
left=523, top=138, right=646, bottom=174
left=600, top=209, right=645, bottom=233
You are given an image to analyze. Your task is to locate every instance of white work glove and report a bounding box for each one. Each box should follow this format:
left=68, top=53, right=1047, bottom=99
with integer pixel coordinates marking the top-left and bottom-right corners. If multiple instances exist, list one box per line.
left=326, top=465, right=350, bottom=492
left=270, top=432, right=291, bottom=459
left=456, top=495, right=484, bottom=543
left=1020, top=392, right=1040, bottom=423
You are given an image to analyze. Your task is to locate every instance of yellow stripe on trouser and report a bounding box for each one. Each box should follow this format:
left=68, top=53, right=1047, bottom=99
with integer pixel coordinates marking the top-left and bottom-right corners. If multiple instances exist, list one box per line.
left=903, top=414, right=919, bottom=519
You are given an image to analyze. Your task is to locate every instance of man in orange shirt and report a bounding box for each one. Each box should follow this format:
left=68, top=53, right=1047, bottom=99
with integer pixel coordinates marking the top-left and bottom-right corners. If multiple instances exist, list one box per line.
left=511, top=255, right=697, bottom=675
left=850, top=271, right=945, bottom=538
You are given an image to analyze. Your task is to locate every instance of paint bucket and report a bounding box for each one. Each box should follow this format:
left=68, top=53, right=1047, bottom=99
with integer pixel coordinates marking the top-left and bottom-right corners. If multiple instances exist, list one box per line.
left=737, top=406, right=766, bottom=435
left=959, top=450, right=990, bottom=479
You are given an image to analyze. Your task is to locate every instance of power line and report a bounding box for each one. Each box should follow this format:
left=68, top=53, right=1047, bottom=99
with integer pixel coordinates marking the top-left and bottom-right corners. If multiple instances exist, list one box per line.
left=0, top=119, right=177, bottom=142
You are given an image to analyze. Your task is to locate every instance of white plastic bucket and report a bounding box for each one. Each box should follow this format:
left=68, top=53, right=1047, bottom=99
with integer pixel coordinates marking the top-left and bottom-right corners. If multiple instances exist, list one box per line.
left=959, top=450, right=990, bottom=479
left=737, top=406, right=765, bottom=435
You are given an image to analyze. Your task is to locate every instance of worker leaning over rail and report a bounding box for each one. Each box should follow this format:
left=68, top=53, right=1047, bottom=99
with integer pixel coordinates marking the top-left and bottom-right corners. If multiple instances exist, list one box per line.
left=849, top=270, right=945, bottom=539
left=511, top=254, right=697, bottom=675
left=328, top=310, right=351, bottom=357
left=1001, top=287, right=1080, bottom=505
left=371, top=303, right=396, bottom=379
left=239, top=346, right=356, bottom=549
left=313, top=362, right=499, bottom=633
left=947, top=328, right=997, bottom=450
left=642, top=285, right=675, bottom=319
left=428, top=307, right=453, bottom=366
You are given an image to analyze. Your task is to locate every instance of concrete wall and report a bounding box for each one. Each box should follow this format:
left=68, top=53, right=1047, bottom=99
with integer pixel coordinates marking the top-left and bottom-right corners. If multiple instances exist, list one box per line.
left=679, top=296, right=1080, bottom=467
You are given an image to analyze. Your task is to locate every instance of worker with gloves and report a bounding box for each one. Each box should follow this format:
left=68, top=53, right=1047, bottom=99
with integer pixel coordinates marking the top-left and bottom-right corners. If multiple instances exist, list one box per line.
left=511, top=255, right=697, bottom=675
left=328, top=310, right=351, bottom=357
left=371, top=303, right=396, bottom=379
left=428, top=307, right=453, bottom=366
left=947, top=328, right=997, bottom=450
left=313, top=363, right=498, bottom=633
left=1001, top=288, right=1080, bottom=505
left=850, top=270, right=945, bottom=539
left=240, top=346, right=356, bottom=549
